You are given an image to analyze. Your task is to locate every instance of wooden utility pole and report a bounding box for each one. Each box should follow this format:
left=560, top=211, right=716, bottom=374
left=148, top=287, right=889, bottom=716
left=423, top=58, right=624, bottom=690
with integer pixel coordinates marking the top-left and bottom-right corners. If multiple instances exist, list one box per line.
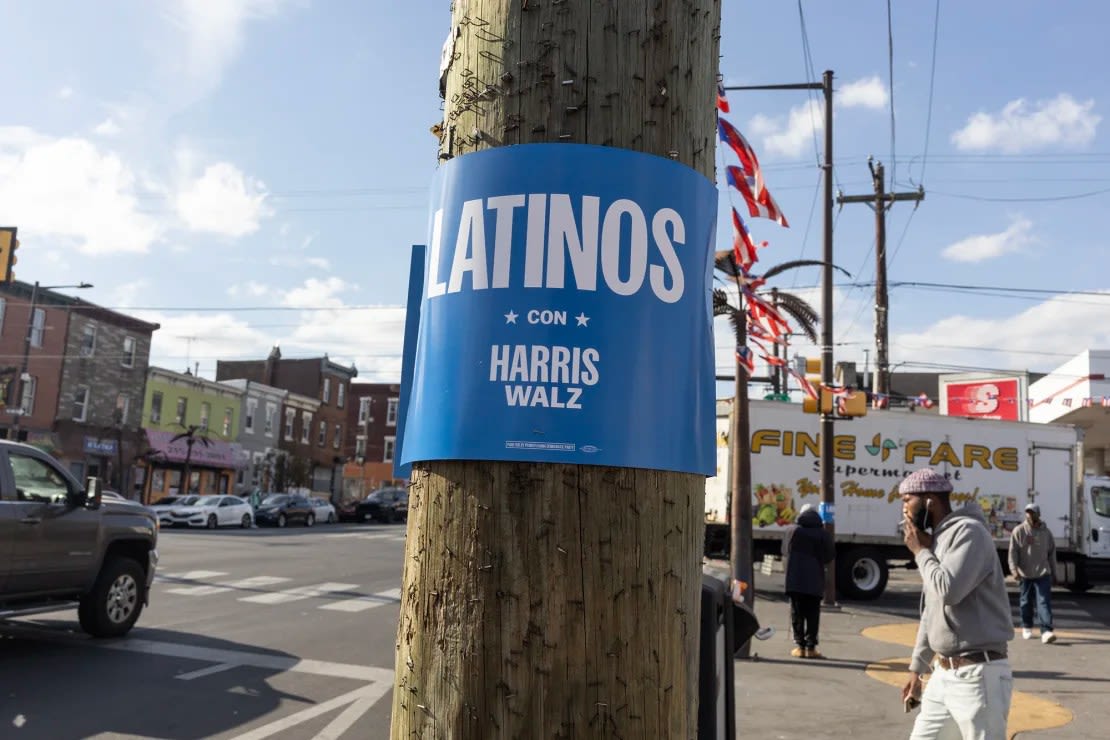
left=391, top=2, right=721, bottom=739
left=837, top=160, right=923, bottom=401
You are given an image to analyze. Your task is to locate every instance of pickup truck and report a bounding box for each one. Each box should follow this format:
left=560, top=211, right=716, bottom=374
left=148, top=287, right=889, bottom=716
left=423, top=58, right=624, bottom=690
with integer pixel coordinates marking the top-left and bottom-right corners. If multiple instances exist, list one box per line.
left=0, top=440, right=159, bottom=637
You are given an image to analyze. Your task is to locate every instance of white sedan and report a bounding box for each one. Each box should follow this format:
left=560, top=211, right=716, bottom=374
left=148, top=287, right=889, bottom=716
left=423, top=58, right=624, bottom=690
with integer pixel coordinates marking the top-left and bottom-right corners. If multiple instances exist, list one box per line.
left=163, top=495, right=254, bottom=529
left=310, top=497, right=338, bottom=524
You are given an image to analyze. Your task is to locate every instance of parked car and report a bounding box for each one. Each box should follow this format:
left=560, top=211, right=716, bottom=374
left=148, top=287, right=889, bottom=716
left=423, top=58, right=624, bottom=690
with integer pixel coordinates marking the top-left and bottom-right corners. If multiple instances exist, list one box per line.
left=150, top=495, right=200, bottom=526
left=310, top=497, right=337, bottom=524
left=254, top=494, right=317, bottom=528
left=354, top=487, right=409, bottom=524
left=0, top=440, right=159, bottom=637
left=163, top=495, right=254, bottom=529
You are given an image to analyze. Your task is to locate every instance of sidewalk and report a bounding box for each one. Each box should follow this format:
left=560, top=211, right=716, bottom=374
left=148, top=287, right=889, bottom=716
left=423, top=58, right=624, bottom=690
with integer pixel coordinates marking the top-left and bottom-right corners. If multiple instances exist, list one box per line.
left=729, top=569, right=1109, bottom=739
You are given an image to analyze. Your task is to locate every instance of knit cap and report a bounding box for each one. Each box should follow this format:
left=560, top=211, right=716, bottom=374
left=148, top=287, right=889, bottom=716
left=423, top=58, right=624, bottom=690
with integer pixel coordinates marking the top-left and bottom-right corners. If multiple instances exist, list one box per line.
left=898, top=468, right=953, bottom=495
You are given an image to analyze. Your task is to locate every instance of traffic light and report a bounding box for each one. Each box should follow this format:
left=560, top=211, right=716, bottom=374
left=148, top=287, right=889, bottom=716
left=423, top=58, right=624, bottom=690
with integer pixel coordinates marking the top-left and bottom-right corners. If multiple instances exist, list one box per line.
left=795, top=356, right=832, bottom=415
left=0, top=227, right=18, bottom=283
left=835, top=390, right=868, bottom=417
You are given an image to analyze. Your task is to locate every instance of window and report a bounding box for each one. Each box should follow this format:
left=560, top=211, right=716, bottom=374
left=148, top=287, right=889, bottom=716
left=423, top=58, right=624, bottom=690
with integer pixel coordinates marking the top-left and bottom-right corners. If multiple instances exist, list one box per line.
left=245, top=399, right=257, bottom=433
left=223, top=407, right=232, bottom=436
left=1093, top=486, right=1110, bottom=518
left=200, top=402, right=210, bottom=430
left=0, top=297, right=6, bottom=333
left=318, top=420, right=326, bottom=446
left=175, top=397, right=187, bottom=424
left=30, top=308, right=45, bottom=347
left=333, top=423, right=341, bottom=448
left=115, top=394, right=130, bottom=425
left=323, top=377, right=331, bottom=403
left=150, top=391, right=163, bottom=423
left=383, top=435, right=396, bottom=463
left=355, top=436, right=367, bottom=459
left=20, top=376, right=37, bottom=416
left=80, top=324, right=98, bottom=357
left=10, top=453, right=71, bottom=503
left=264, top=402, right=275, bottom=436
left=358, top=397, right=371, bottom=424
left=73, top=386, right=90, bottom=421
left=386, top=397, right=399, bottom=426
left=337, top=383, right=345, bottom=409
left=284, top=408, right=295, bottom=440
left=301, top=411, right=312, bottom=443
left=121, top=336, right=136, bottom=367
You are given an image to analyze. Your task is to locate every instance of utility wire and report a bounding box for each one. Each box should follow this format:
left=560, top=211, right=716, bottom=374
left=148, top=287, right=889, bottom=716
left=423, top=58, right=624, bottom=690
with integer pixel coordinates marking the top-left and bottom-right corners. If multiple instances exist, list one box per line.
left=887, top=0, right=897, bottom=186
left=918, top=0, right=941, bottom=185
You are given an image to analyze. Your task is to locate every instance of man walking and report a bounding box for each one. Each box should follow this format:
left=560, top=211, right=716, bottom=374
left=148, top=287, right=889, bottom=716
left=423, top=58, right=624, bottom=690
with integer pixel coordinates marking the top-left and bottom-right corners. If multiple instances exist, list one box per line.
left=1009, top=503, right=1057, bottom=644
left=781, top=503, right=834, bottom=659
left=900, top=468, right=1014, bottom=739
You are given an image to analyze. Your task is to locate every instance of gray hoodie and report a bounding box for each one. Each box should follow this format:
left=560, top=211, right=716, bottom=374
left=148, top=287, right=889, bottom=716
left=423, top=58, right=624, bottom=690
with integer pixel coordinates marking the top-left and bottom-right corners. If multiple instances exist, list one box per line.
left=909, top=503, right=1014, bottom=675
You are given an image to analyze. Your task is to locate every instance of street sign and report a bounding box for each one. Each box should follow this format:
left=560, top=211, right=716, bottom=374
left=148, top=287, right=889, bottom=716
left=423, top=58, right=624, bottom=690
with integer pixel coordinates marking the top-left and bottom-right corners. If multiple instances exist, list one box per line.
left=400, top=144, right=718, bottom=474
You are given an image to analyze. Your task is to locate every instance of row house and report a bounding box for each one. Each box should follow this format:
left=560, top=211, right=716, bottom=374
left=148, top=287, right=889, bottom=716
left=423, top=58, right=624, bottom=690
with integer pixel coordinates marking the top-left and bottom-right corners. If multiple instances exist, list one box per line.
left=218, top=378, right=288, bottom=495
left=216, top=346, right=357, bottom=497
left=140, top=367, right=246, bottom=502
left=0, top=280, right=159, bottom=495
left=342, top=381, right=406, bottom=500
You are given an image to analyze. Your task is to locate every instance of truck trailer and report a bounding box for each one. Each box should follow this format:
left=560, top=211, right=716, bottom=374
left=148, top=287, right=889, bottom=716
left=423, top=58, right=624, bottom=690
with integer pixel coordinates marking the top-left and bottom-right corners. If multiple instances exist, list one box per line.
left=705, top=399, right=1110, bottom=599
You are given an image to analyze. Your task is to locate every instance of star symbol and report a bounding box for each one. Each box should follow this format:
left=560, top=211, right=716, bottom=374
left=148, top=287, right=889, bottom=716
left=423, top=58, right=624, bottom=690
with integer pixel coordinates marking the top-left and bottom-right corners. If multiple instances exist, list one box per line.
left=575, top=312, right=590, bottom=327
left=505, top=310, right=518, bottom=324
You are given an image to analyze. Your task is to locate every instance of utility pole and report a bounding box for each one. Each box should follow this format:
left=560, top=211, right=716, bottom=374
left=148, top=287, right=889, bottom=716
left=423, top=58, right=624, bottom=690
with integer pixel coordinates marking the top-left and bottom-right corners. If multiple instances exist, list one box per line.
left=392, top=3, right=720, bottom=738
left=837, top=160, right=924, bottom=401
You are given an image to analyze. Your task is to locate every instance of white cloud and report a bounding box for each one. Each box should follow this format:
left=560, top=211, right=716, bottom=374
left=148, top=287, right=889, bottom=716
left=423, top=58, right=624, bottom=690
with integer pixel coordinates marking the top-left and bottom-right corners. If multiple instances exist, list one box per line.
left=306, top=257, right=330, bottom=270
left=745, top=76, right=888, bottom=158
left=285, top=305, right=407, bottom=381
left=112, top=279, right=150, bottom=308
left=282, top=277, right=350, bottom=308
left=951, top=93, right=1099, bottom=153
left=748, top=100, right=823, bottom=159
left=175, top=161, right=271, bottom=236
left=94, top=118, right=122, bottom=137
left=940, top=217, right=1034, bottom=263
left=227, top=280, right=270, bottom=298
left=143, top=311, right=272, bottom=375
left=839, top=76, right=888, bottom=109
left=0, top=127, right=162, bottom=254
left=57, top=86, right=74, bottom=100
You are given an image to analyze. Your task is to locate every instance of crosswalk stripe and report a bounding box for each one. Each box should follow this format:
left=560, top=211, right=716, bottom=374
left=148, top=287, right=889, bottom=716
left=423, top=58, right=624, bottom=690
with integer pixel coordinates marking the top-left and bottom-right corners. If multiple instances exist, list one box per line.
left=318, top=588, right=403, bottom=612
left=166, top=575, right=291, bottom=596
left=239, top=582, right=359, bottom=605
left=156, top=570, right=228, bottom=583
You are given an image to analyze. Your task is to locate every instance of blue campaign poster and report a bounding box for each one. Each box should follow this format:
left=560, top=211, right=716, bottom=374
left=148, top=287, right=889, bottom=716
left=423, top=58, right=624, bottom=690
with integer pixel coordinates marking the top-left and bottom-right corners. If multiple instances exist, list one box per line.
left=400, top=143, right=718, bottom=475
left=392, top=244, right=425, bottom=480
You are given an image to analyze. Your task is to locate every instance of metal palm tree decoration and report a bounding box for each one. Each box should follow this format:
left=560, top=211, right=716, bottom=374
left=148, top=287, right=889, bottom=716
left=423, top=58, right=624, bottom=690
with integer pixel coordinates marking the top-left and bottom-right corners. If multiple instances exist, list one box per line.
left=171, top=424, right=211, bottom=495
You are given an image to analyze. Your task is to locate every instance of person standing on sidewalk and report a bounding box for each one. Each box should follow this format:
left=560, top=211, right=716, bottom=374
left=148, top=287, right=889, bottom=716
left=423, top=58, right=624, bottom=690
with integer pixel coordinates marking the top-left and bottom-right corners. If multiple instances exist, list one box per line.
left=1008, top=502, right=1057, bottom=644
left=781, top=503, right=834, bottom=659
left=899, top=468, right=1015, bottom=739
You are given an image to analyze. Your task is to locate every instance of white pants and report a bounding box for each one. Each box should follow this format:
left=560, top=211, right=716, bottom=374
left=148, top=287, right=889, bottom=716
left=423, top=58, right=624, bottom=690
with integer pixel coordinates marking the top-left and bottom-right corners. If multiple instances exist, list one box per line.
left=909, top=659, right=1013, bottom=740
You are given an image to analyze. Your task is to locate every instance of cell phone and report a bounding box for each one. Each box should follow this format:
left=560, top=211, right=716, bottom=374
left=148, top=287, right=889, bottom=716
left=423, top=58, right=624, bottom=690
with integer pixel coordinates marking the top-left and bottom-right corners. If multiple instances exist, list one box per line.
left=912, top=498, right=932, bottom=532
left=903, top=696, right=921, bottom=713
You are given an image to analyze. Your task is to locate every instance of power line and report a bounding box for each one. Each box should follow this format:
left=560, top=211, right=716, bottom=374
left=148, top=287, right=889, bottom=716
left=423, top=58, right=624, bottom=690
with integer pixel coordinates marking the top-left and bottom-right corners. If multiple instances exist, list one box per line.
left=930, top=186, right=1110, bottom=202
left=888, top=281, right=1110, bottom=297
left=886, top=0, right=897, bottom=186
left=918, top=0, right=941, bottom=185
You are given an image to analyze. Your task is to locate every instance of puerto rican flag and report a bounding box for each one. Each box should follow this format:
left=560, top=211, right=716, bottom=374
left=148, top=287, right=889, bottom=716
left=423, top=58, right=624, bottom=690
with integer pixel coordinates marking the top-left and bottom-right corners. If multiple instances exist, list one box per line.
left=717, top=80, right=729, bottom=113
left=917, top=393, right=935, bottom=409
left=735, top=345, right=755, bottom=376
left=1103, top=396, right=1110, bottom=407
left=1082, top=397, right=1094, bottom=407
left=731, top=208, right=767, bottom=270
left=726, top=165, right=790, bottom=228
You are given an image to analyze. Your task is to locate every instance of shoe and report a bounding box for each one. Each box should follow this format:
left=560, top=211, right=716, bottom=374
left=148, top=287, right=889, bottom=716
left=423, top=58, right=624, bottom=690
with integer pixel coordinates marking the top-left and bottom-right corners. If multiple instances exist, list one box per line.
left=1022, top=628, right=1034, bottom=640
left=791, top=647, right=806, bottom=658
left=1041, top=631, right=1056, bottom=644
left=805, top=648, right=825, bottom=659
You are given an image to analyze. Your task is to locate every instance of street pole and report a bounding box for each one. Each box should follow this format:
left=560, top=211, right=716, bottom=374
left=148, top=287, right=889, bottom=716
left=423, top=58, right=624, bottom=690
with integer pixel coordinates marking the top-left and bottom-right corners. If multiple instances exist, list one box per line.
left=837, top=160, right=924, bottom=401
left=819, top=70, right=837, bottom=607
left=11, top=281, right=40, bottom=442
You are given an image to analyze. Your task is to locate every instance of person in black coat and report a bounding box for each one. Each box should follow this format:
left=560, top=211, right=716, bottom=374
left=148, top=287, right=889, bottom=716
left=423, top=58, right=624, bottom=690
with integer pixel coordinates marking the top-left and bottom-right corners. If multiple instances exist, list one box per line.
left=781, top=504, right=835, bottom=658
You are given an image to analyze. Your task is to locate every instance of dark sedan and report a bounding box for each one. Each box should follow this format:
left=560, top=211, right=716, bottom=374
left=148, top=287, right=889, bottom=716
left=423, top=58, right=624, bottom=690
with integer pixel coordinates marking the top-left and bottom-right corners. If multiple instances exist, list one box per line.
left=253, top=493, right=317, bottom=527
left=353, top=487, right=408, bottom=524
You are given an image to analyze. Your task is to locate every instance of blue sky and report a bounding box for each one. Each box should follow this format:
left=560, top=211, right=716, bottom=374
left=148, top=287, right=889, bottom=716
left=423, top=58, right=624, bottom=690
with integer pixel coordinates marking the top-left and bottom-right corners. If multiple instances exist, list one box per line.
left=1, top=1, right=1106, bottom=387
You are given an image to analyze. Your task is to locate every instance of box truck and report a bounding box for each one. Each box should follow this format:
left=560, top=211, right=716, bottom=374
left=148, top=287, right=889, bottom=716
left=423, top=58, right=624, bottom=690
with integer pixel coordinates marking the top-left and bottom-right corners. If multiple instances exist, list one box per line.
left=705, top=400, right=1110, bottom=599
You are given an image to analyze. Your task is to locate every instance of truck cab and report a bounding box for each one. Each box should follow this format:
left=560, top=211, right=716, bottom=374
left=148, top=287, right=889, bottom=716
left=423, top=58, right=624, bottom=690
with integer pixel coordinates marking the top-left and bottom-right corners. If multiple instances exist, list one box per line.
left=0, top=441, right=159, bottom=637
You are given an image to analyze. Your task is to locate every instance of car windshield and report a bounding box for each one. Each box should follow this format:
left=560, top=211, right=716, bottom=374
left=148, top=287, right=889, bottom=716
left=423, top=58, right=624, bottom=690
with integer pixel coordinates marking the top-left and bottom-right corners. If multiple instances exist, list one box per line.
left=262, top=495, right=288, bottom=506
left=1093, top=486, right=1110, bottom=518
left=195, top=496, right=221, bottom=506
left=154, top=496, right=181, bottom=506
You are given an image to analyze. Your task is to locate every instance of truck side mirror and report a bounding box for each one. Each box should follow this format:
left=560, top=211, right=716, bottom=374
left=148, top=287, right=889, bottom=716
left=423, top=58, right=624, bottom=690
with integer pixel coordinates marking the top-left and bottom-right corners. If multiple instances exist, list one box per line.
left=85, top=476, right=103, bottom=510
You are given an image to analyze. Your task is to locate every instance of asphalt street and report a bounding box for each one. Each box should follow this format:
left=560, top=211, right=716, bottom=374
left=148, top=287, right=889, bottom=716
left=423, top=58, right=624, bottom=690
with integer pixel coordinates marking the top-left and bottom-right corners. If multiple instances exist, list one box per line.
left=1, top=522, right=408, bottom=740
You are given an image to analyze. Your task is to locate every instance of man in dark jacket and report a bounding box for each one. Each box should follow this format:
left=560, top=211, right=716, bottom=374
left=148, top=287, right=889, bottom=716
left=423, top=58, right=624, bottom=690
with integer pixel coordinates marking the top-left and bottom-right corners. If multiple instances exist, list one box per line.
left=781, top=503, right=834, bottom=658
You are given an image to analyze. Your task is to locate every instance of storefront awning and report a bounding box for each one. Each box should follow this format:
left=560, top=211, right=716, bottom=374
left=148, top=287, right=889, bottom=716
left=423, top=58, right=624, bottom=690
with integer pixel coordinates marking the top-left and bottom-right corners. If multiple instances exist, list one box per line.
left=145, top=429, right=247, bottom=469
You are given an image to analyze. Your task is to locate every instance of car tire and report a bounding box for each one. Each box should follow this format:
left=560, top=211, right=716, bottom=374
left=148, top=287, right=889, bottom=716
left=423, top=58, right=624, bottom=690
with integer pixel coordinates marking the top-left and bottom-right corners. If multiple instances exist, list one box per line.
left=78, top=556, right=145, bottom=638
left=277, top=513, right=287, bottom=528
left=206, top=514, right=218, bottom=529
left=241, top=514, right=252, bottom=529
left=327, top=512, right=336, bottom=524
left=306, top=513, right=315, bottom=528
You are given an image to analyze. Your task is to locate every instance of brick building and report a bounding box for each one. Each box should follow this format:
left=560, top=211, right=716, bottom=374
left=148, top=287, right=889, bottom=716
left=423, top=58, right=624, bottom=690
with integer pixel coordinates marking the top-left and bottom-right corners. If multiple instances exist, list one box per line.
left=216, top=347, right=357, bottom=496
left=342, top=381, right=406, bottom=499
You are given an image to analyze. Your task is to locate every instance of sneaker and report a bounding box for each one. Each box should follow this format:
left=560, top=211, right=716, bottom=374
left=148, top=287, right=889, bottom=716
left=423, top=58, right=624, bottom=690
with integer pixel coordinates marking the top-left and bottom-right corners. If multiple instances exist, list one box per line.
left=805, top=648, right=825, bottom=659
left=1041, top=631, right=1056, bottom=644
left=791, top=647, right=806, bottom=658
left=1022, top=628, right=1034, bottom=640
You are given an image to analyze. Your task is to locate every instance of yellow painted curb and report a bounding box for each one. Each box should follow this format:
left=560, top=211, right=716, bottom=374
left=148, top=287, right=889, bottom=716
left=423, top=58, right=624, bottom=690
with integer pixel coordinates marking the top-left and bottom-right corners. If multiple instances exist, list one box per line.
left=860, top=623, right=1074, bottom=739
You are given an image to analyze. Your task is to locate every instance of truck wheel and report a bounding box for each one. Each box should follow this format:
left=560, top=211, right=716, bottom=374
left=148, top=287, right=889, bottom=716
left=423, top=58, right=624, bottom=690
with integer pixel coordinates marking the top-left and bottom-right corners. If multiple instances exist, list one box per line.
left=78, top=557, right=145, bottom=638
left=838, top=547, right=888, bottom=600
